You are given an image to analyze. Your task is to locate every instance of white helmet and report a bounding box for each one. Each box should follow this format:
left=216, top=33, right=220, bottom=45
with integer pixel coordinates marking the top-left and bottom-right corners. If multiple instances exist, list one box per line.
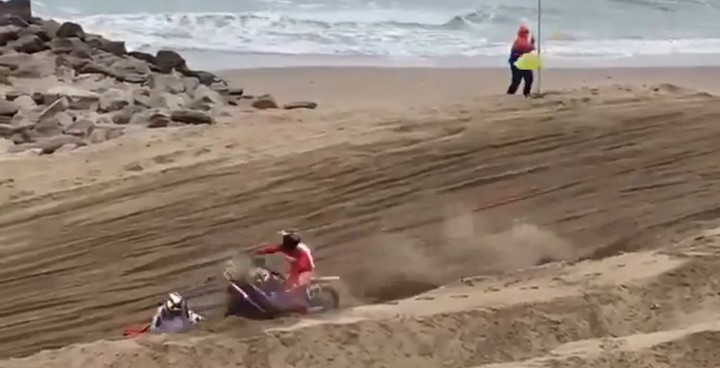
left=165, top=292, right=186, bottom=312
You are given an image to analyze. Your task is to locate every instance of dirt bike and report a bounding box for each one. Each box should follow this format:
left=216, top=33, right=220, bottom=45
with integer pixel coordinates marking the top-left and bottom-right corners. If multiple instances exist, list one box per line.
left=223, top=256, right=341, bottom=319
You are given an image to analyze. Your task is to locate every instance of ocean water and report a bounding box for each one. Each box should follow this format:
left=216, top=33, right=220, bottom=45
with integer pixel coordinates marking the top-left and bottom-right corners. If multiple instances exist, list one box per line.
left=34, top=0, right=720, bottom=69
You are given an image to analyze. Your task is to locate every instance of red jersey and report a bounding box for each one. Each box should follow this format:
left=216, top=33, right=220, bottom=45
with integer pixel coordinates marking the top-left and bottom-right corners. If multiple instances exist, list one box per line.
left=256, top=243, right=315, bottom=289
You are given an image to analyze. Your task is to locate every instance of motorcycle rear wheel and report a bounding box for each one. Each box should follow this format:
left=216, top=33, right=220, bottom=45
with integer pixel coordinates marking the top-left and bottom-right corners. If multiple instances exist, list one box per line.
left=308, top=286, right=340, bottom=312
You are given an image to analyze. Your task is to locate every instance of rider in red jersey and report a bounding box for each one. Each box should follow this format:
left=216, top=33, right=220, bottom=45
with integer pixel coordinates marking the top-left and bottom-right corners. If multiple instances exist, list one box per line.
left=254, top=230, right=316, bottom=311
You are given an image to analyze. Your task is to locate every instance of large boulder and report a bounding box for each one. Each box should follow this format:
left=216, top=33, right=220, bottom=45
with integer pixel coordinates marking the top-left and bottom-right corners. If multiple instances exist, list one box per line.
left=87, top=125, right=124, bottom=144
left=181, top=69, right=227, bottom=86
left=53, top=111, right=74, bottom=129
left=183, top=77, right=200, bottom=95
left=68, top=94, right=100, bottom=111
left=128, top=51, right=155, bottom=65
left=32, top=116, right=65, bottom=138
left=56, top=22, right=86, bottom=40
left=192, top=84, right=224, bottom=105
left=148, top=90, right=185, bottom=110
left=0, top=122, right=24, bottom=139
left=36, top=135, right=86, bottom=154
left=39, top=19, right=61, bottom=38
left=119, top=73, right=147, bottom=84
left=111, top=58, right=150, bottom=79
left=11, top=34, right=48, bottom=53
left=44, top=85, right=100, bottom=106
left=225, top=87, right=244, bottom=97
left=147, top=73, right=185, bottom=94
left=50, top=37, right=92, bottom=58
left=55, top=64, right=75, bottom=82
left=131, top=88, right=151, bottom=108
left=0, top=0, right=32, bottom=20
left=38, top=96, right=69, bottom=121
left=0, top=14, right=27, bottom=28
left=0, top=25, right=20, bottom=46
left=18, top=24, right=50, bottom=41
left=0, top=99, right=19, bottom=117
left=0, top=52, right=23, bottom=70
left=170, top=110, right=214, bottom=125
left=147, top=112, right=170, bottom=128
left=78, top=61, right=118, bottom=79
left=155, top=50, right=186, bottom=74
left=92, top=51, right=122, bottom=67
left=86, top=35, right=126, bottom=56
left=188, top=84, right=224, bottom=110
left=251, top=94, right=279, bottom=110
left=112, top=106, right=142, bottom=125
left=76, top=53, right=145, bottom=83
left=64, top=118, right=95, bottom=137
left=0, top=52, right=56, bottom=78
left=0, top=14, right=27, bottom=27
left=55, top=53, right=89, bottom=70
left=98, top=89, right=131, bottom=113
left=12, top=95, right=36, bottom=110
left=2, top=121, right=33, bottom=143
left=30, top=92, right=44, bottom=104
left=284, top=101, right=318, bottom=110
left=125, top=111, right=172, bottom=128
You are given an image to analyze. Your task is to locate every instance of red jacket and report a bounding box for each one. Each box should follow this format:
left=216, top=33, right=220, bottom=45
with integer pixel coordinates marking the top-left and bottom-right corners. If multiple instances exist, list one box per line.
left=256, top=243, right=315, bottom=289
left=509, top=25, right=535, bottom=64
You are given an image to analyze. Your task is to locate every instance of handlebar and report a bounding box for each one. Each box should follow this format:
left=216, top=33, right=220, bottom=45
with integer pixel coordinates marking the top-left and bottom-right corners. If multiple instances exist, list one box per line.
left=269, top=269, right=284, bottom=280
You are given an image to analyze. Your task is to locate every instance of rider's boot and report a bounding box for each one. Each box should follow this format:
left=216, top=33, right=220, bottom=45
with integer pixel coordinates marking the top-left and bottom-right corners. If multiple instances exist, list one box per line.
left=286, top=286, right=311, bottom=314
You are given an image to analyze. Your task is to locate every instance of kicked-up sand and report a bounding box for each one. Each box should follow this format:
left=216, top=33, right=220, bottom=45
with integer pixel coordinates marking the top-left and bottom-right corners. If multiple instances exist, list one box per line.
left=1, top=66, right=720, bottom=368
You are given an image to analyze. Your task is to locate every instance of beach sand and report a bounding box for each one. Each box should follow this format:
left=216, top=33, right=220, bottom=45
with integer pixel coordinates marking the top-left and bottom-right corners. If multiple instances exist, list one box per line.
left=2, top=65, right=720, bottom=368
left=220, top=66, right=720, bottom=107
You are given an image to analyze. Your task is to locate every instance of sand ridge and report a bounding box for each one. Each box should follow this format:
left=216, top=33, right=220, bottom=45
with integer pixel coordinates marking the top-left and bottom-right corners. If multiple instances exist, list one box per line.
left=1, top=74, right=720, bottom=367
left=4, top=230, right=720, bottom=368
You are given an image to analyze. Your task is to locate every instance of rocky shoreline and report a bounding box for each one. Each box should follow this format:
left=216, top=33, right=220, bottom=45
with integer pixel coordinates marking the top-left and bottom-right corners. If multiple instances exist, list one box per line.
left=0, top=9, right=317, bottom=155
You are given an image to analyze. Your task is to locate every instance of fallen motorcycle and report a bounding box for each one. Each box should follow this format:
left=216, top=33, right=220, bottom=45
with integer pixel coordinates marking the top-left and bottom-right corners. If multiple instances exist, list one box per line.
left=223, top=256, right=341, bottom=319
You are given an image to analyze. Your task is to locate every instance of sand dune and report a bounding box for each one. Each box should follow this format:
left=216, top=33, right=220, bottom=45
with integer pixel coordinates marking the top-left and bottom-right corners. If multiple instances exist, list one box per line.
left=1, top=68, right=720, bottom=367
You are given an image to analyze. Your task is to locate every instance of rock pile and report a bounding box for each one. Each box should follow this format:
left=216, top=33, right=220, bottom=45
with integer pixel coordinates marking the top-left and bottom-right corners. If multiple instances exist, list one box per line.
left=0, top=14, right=317, bottom=155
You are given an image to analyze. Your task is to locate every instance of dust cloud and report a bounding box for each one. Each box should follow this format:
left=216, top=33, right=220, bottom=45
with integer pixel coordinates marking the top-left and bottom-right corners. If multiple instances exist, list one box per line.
left=343, top=203, right=578, bottom=303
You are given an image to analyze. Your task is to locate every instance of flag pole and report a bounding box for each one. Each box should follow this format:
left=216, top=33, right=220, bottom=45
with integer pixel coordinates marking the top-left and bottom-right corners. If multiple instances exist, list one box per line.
left=535, top=0, right=542, bottom=96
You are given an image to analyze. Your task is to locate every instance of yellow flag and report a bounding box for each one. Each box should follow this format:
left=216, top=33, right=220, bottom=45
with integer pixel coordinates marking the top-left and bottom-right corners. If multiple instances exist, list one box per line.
left=514, top=52, right=542, bottom=70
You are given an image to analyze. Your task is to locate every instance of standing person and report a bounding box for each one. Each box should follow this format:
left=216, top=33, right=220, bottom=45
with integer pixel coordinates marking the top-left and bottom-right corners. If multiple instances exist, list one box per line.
left=507, top=25, right=536, bottom=97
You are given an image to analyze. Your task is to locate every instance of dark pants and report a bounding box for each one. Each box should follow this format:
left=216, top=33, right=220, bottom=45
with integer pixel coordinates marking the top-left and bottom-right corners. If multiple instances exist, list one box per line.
left=507, top=64, right=533, bottom=96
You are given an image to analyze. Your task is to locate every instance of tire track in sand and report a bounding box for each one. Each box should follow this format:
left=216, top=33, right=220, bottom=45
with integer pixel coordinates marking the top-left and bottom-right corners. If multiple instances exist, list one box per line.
left=1, top=87, right=720, bottom=359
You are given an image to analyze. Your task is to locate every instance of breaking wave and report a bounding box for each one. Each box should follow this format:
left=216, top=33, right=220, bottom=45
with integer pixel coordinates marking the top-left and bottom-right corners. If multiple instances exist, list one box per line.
left=33, top=1, right=720, bottom=61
